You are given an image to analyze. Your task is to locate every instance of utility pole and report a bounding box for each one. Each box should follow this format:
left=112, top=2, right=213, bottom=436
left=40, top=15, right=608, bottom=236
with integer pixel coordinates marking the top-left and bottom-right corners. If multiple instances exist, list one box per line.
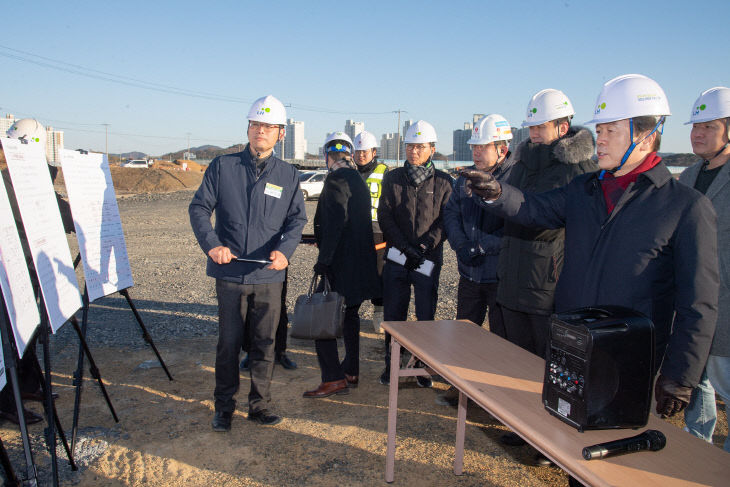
left=186, top=132, right=191, bottom=160
left=393, top=109, right=406, bottom=165
left=101, top=123, right=110, bottom=160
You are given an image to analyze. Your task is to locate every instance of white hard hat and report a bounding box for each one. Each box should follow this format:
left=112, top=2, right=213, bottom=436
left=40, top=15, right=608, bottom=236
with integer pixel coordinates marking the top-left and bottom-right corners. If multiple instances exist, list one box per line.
left=586, top=74, right=671, bottom=125
left=522, top=89, right=575, bottom=127
left=324, top=131, right=354, bottom=154
left=6, top=118, right=46, bottom=146
left=247, top=95, right=286, bottom=125
left=404, top=120, right=437, bottom=144
left=468, top=114, right=513, bottom=145
left=353, top=131, right=378, bottom=150
left=685, top=86, right=730, bottom=125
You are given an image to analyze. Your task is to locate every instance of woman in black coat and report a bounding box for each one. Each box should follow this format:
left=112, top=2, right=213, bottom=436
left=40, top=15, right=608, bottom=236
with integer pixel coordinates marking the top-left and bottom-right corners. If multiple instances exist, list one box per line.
left=303, top=132, right=381, bottom=398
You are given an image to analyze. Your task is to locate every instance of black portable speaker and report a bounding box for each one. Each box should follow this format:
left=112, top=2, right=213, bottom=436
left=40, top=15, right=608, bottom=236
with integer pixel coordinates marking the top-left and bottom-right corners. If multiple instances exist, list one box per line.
left=542, top=306, right=654, bottom=432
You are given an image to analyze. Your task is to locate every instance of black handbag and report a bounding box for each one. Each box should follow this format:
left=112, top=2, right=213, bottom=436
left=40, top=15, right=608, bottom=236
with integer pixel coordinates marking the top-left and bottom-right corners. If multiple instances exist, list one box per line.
left=291, top=273, right=345, bottom=340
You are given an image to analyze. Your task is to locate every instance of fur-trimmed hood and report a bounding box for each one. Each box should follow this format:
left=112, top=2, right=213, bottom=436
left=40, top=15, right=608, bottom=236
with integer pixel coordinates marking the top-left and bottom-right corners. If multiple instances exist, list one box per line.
left=512, top=125, right=595, bottom=167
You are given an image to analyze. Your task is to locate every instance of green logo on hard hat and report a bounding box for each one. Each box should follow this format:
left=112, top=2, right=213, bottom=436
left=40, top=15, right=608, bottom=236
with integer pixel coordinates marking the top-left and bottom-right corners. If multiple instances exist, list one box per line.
left=564, top=101, right=568, bottom=105
left=265, top=108, right=270, bottom=112
left=417, top=132, right=422, bottom=135
left=531, top=108, right=537, bottom=113
left=600, top=102, right=606, bottom=109
left=700, top=104, right=706, bottom=111
left=336, top=143, right=343, bottom=150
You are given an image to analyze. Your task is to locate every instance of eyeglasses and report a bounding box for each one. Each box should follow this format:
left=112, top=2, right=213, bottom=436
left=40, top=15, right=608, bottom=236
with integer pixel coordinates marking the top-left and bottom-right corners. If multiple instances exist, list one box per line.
left=406, top=144, right=431, bottom=152
left=249, top=121, right=281, bottom=131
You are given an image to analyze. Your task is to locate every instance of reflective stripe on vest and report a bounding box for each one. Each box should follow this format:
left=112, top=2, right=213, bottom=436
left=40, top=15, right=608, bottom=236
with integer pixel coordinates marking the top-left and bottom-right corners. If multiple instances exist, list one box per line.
left=366, top=164, right=387, bottom=221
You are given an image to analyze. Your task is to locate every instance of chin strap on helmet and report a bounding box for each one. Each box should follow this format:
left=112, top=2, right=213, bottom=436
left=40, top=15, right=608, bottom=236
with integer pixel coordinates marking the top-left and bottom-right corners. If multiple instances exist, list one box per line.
left=599, top=116, right=665, bottom=180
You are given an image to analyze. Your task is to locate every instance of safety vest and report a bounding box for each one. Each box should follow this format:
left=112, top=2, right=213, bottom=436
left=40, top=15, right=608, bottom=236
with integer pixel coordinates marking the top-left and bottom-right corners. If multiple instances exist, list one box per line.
left=366, top=163, right=388, bottom=221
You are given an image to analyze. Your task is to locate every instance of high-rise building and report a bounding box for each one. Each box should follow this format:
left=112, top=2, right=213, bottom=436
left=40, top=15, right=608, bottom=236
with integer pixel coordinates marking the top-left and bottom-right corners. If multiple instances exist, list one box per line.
left=344, top=120, right=364, bottom=141
left=45, top=126, right=64, bottom=164
left=452, top=114, right=486, bottom=162
left=380, top=133, right=400, bottom=160
left=0, top=114, right=15, bottom=134
left=284, top=118, right=306, bottom=160
left=398, top=119, right=413, bottom=160
left=453, top=122, right=473, bottom=162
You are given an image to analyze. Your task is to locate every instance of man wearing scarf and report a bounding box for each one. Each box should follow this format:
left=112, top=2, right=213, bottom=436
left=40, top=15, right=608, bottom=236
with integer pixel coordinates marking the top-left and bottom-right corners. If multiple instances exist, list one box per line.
left=376, top=120, right=453, bottom=387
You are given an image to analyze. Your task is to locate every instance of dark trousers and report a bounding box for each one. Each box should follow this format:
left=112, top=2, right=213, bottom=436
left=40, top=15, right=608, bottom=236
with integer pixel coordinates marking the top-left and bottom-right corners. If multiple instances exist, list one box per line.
left=500, top=306, right=551, bottom=359
left=314, top=303, right=362, bottom=382
left=382, top=260, right=441, bottom=365
left=0, top=341, right=42, bottom=413
left=215, top=279, right=282, bottom=414
left=243, top=271, right=288, bottom=355
left=456, top=277, right=506, bottom=338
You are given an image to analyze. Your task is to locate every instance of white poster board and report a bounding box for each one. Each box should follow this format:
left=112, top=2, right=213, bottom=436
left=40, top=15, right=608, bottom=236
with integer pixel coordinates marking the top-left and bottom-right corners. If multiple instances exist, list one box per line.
left=60, top=150, right=133, bottom=301
left=0, top=173, right=40, bottom=356
left=1, top=138, right=81, bottom=332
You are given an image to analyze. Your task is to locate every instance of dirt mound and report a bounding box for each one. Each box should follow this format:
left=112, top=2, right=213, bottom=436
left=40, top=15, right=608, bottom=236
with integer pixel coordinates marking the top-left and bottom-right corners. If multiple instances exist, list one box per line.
left=108, top=166, right=203, bottom=194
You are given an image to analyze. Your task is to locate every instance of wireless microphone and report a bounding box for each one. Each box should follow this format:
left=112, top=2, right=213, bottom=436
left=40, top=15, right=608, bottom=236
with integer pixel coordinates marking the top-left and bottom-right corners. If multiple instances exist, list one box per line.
left=582, top=429, right=666, bottom=460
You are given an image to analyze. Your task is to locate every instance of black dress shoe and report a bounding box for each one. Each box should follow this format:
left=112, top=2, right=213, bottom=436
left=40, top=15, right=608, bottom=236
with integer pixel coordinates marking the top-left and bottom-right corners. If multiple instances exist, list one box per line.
left=0, top=408, right=43, bottom=425
left=500, top=432, right=527, bottom=446
left=276, top=353, right=297, bottom=370
left=247, top=409, right=282, bottom=426
left=345, top=374, right=358, bottom=388
left=211, top=411, right=232, bottom=432
left=239, top=355, right=250, bottom=371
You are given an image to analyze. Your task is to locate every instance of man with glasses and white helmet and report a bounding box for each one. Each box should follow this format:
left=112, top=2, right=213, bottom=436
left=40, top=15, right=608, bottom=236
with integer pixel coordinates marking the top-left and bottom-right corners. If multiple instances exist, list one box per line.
left=679, top=86, right=730, bottom=452
left=377, top=120, right=452, bottom=387
left=438, top=114, right=515, bottom=406
left=462, top=74, right=718, bottom=429
left=189, top=95, right=306, bottom=431
left=353, top=130, right=389, bottom=332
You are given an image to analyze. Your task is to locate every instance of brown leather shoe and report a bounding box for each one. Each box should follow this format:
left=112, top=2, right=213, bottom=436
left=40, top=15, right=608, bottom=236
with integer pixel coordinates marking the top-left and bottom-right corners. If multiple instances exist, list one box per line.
left=345, top=374, right=358, bottom=388
left=303, top=379, right=349, bottom=398
left=0, top=408, right=43, bottom=425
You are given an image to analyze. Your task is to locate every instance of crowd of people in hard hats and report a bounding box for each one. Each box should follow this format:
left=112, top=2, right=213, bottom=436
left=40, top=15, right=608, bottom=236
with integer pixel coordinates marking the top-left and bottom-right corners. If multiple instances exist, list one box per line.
left=1, top=72, right=726, bottom=480
left=189, top=74, right=729, bottom=465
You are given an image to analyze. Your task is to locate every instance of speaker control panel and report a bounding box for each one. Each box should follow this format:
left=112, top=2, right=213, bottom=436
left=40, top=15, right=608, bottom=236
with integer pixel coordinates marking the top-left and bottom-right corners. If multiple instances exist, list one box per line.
left=548, top=349, right=585, bottom=398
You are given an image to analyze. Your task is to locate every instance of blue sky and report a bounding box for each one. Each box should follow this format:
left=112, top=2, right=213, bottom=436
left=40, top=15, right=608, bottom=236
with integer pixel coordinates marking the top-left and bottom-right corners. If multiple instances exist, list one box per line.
left=1, top=1, right=727, bottom=157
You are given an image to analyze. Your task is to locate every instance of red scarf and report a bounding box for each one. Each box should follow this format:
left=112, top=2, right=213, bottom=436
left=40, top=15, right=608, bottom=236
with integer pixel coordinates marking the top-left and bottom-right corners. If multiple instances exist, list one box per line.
left=600, top=152, right=661, bottom=214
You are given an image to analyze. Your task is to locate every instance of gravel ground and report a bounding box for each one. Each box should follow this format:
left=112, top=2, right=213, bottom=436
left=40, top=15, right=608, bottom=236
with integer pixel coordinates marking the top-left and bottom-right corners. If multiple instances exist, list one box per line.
left=0, top=189, right=724, bottom=486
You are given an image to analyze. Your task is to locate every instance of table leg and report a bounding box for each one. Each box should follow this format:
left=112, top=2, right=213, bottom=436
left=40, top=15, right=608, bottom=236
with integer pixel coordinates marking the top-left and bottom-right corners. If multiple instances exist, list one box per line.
left=454, top=390, right=467, bottom=475
left=385, top=339, right=401, bottom=483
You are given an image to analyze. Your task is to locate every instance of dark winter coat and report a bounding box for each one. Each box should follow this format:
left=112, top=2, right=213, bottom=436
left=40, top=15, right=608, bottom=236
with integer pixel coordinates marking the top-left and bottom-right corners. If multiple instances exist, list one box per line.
left=481, top=160, right=719, bottom=387
left=188, top=146, right=307, bottom=284
left=443, top=155, right=515, bottom=283
left=314, top=166, right=381, bottom=305
left=680, top=160, right=730, bottom=357
left=377, top=165, right=453, bottom=264
left=497, top=127, right=597, bottom=314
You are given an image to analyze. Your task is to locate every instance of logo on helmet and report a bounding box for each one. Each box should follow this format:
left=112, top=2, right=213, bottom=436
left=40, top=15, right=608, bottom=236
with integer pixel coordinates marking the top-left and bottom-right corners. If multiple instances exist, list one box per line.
left=595, top=102, right=607, bottom=115
left=693, top=103, right=707, bottom=116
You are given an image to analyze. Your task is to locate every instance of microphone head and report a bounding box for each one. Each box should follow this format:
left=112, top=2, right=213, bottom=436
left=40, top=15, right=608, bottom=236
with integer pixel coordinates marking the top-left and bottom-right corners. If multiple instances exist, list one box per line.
left=645, top=430, right=666, bottom=451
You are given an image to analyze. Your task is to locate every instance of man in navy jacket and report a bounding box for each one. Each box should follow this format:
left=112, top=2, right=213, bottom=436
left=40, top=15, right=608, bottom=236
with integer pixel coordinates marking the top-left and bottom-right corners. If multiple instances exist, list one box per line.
left=189, top=95, right=306, bottom=430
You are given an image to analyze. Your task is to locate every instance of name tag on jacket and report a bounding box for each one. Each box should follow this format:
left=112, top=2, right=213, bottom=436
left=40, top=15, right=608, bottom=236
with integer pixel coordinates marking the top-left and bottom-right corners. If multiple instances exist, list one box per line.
left=264, top=183, right=283, bottom=199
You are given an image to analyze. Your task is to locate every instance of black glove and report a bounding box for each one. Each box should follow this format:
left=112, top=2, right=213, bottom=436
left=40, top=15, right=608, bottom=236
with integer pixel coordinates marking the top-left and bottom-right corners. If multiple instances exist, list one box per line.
left=456, top=243, right=485, bottom=266
left=402, top=245, right=425, bottom=271
left=417, top=236, right=434, bottom=256
left=313, top=262, right=332, bottom=278
left=460, top=169, right=502, bottom=201
left=654, top=374, right=693, bottom=417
